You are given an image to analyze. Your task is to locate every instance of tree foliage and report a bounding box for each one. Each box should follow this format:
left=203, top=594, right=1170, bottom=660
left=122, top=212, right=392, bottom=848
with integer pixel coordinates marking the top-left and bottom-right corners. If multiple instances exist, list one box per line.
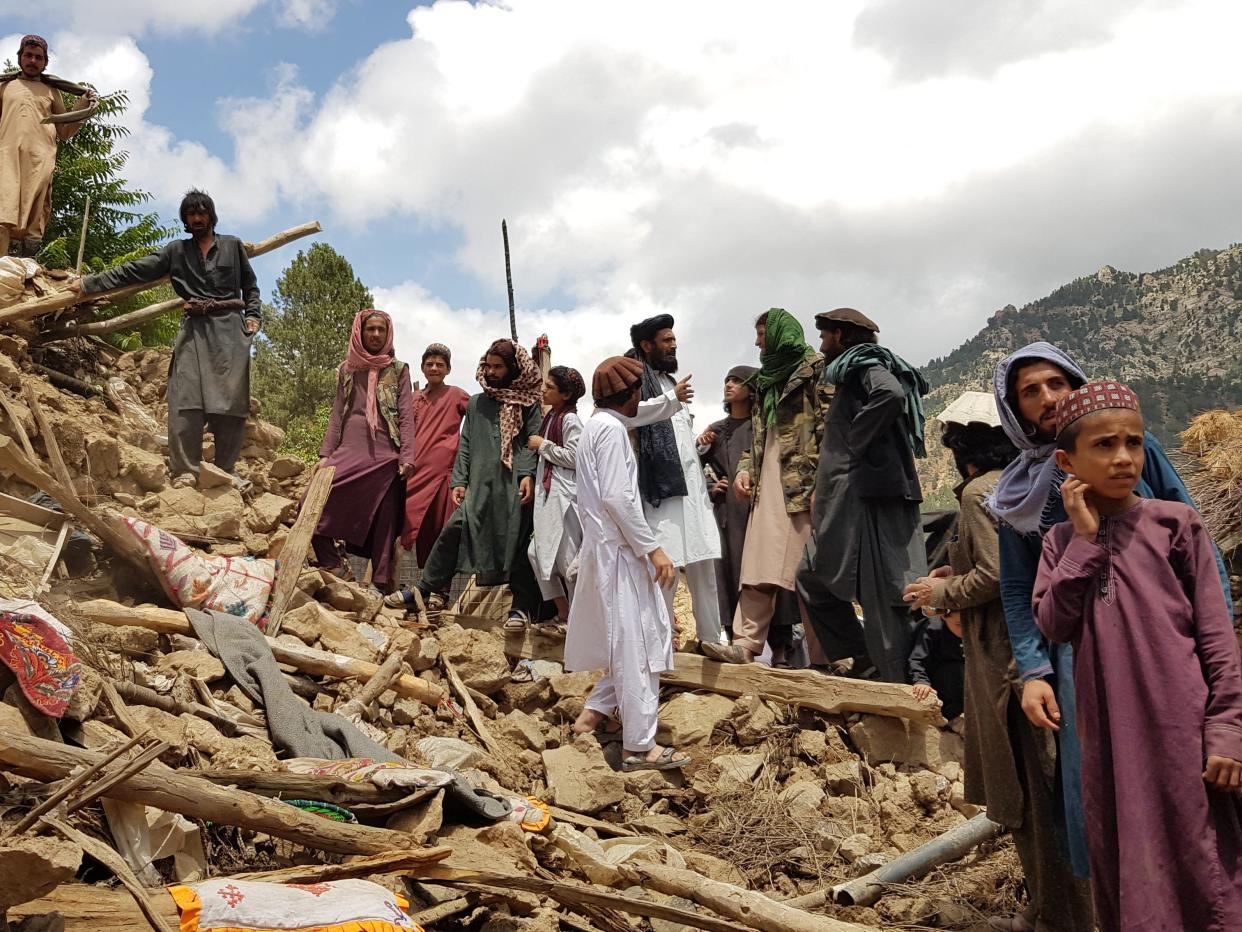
left=252, top=243, right=375, bottom=432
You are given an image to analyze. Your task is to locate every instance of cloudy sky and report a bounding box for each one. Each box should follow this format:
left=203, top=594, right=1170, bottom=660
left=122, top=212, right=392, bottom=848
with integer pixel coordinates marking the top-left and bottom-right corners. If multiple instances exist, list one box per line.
left=3, top=0, right=1240, bottom=418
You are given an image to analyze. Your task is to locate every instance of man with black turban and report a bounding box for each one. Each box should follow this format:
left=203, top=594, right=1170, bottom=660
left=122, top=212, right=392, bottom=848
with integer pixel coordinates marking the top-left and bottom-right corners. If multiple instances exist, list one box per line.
left=625, top=314, right=726, bottom=647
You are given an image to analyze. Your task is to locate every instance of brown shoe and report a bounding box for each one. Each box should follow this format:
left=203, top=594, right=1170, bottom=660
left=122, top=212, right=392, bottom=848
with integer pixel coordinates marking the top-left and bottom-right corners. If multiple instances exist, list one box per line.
left=700, top=641, right=753, bottom=664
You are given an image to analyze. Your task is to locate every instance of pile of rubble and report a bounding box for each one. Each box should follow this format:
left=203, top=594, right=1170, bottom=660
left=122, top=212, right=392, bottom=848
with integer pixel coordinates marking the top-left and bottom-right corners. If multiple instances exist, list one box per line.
left=0, top=334, right=1021, bottom=932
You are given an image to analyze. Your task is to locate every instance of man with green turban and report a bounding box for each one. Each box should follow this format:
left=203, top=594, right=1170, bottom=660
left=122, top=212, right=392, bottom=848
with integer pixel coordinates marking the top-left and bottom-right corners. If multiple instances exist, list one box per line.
left=702, top=308, right=833, bottom=665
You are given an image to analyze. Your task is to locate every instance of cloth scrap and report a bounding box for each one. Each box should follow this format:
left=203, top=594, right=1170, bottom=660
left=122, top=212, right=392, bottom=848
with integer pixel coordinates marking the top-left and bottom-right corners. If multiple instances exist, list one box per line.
left=0, top=598, right=79, bottom=717
left=169, top=878, right=422, bottom=932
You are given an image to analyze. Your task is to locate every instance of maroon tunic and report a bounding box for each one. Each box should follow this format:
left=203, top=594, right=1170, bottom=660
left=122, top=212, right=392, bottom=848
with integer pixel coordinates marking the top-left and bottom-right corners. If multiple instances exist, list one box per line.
left=314, top=368, right=416, bottom=587
left=1034, top=499, right=1242, bottom=932
left=400, top=383, right=469, bottom=563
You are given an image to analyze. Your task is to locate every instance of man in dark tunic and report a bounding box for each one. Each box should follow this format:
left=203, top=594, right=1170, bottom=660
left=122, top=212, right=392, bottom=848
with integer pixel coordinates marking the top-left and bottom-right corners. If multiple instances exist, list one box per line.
left=797, top=307, right=928, bottom=683
left=79, top=190, right=260, bottom=488
left=698, top=365, right=757, bottom=627
left=403, top=339, right=542, bottom=623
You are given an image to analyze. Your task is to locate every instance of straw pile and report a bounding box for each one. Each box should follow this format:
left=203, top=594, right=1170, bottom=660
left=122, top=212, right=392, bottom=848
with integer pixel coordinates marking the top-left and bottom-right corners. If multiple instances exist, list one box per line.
left=1179, top=408, right=1242, bottom=555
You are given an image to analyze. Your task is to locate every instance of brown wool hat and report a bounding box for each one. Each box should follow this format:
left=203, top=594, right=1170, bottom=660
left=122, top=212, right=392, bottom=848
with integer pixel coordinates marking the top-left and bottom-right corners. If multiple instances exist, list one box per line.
left=592, top=356, right=645, bottom=403
left=814, top=307, right=880, bottom=333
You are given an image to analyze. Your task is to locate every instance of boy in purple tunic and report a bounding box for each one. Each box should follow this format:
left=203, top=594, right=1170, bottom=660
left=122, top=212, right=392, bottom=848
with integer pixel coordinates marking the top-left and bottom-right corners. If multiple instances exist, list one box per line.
left=1034, top=380, right=1242, bottom=932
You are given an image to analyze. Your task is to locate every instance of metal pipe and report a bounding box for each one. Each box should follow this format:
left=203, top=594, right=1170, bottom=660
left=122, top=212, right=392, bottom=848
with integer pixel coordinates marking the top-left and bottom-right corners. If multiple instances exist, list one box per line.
left=830, top=812, right=1002, bottom=907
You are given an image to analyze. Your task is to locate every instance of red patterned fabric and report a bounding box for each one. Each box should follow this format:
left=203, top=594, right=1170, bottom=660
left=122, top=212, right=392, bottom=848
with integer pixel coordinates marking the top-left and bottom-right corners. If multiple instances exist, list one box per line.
left=1055, top=380, right=1141, bottom=436
left=0, top=600, right=80, bottom=717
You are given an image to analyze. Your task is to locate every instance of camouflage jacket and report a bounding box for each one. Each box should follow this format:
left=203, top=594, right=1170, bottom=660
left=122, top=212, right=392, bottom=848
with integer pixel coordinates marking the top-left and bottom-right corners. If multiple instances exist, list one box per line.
left=337, top=360, right=408, bottom=451
left=738, top=353, right=833, bottom=513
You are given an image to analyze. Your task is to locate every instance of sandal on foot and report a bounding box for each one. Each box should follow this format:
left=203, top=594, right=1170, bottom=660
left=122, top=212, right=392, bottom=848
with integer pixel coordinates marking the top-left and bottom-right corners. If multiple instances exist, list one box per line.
left=538, top=619, right=568, bottom=637
left=622, top=746, right=689, bottom=772
left=425, top=592, right=447, bottom=612
left=502, top=616, right=528, bottom=632
left=700, top=641, right=753, bottom=664
left=384, top=587, right=415, bottom=609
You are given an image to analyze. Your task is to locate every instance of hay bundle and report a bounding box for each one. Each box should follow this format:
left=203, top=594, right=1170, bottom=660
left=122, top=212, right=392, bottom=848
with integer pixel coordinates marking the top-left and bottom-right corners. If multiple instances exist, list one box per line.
left=1179, top=408, right=1242, bottom=553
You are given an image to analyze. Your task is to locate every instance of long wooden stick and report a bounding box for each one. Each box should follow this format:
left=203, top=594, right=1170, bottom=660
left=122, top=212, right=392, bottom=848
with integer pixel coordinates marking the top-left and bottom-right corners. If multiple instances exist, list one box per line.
left=335, top=640, right=407, bottom=721
left=43, top=297, right=180, bottom=340
left=110, top=679, right=256, bottom=738
left=77, top=598, right=446, bottom=707
left=442, top=655, right=506, bottom=759
left=502, top=219, right=517, bottom=342
left=0, top=221, right=322, bottom=326
left=67, top=739, right=171, bottom=813
left=75, top=195, right=91, bottom=274
left=45, top=816, right=178, bottom=932
left=0, top=729, right=453, bottom=857
left=23, top=381, right=76, bottom=494
left=0, top=388, right=36, bottom=458
left=266, top=464, right=334, bottom=636
left=227, top=851, right=442, bottom=884
left=8, top=731, right=150, bottom=834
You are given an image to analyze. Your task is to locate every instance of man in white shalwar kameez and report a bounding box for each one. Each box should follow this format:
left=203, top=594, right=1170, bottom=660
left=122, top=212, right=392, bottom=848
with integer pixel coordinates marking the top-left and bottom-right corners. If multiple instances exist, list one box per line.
left=624, top=314, right=726, bottom=647
left=566, top=356, right=688, bottom=771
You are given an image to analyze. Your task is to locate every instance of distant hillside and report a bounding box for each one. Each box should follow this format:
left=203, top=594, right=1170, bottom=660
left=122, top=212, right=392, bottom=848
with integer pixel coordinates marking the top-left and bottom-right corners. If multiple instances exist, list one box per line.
left=918, top=243, right=1242, bottom=507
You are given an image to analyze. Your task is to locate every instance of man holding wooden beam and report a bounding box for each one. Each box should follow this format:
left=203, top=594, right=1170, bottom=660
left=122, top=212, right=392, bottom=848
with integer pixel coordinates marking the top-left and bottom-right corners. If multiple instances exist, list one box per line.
left=77, top=189, right=261, bottom=490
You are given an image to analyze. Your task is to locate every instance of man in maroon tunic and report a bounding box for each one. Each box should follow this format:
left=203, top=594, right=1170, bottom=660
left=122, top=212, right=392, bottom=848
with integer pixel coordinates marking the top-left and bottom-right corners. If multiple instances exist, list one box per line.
left=1034, top=381, right=1242, bottom=932
left=313, top=310, right=416, bottom=591
left=400, top=344, right=470, bottom=572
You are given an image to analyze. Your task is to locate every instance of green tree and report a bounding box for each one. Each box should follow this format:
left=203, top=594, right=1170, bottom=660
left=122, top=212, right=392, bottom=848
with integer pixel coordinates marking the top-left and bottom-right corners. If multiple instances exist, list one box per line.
left=252, top=243, right=374, bottom=436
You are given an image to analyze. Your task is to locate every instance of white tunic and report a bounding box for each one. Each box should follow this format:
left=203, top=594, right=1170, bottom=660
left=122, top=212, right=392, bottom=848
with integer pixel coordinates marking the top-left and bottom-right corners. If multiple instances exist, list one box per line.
left=564, top=409, right=674, bottom=676
left=626, top=379, right=723, bottom=566
left=530, top=412, right=582, bottom=581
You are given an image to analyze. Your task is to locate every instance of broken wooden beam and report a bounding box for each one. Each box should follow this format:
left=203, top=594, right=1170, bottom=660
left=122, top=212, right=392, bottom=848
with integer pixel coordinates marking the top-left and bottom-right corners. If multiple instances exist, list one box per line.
left=77, top=599, right=446, bottom=707
left=228, top=850, right=447, bottom=884
left=0, top=729, right=453, bottom=858
left=41, top=297, right=180, bottom=341
left=194, top=769, right=412, bottom=806
left=22, top=382, right=77, bottom=495
left=502, top=637, right=943, bottom=725
left=266, top=464, right=334, bottom=636
left=0, top=221, right=322, bottom=327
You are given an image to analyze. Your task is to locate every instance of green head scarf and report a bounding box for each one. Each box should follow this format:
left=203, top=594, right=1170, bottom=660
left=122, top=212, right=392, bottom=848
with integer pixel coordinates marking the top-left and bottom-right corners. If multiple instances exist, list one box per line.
left=755, top=308, right=814, bottom=425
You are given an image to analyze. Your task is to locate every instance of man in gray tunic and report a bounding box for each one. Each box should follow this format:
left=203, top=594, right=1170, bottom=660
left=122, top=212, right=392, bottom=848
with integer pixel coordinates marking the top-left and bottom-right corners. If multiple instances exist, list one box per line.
left=797, top=307, right=929, bottom=683
left=79, top=190, right=261, bottom=487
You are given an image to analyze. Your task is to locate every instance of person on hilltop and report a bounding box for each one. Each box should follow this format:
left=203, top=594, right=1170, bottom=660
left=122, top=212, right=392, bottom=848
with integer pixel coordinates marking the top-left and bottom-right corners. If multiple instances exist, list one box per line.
left=985, top=341, right=1233, bottom=931
left=392, top=339, right=542, bottom=624
left=797, top=307, right=929, bottom=683
left=79, top=189, right=261, bottom=489
left=701, top=308, right=832, bottom=668
left=624, top=314, right=725, bottom=648
left=0, top=34, right=96, bottom=256
left=312, top=310, right=415, bottom=592
left=521, top=365, right=587, bottom=633
left=394, top=343, right=470, bottom=601
left=1034, top=381, right=1242, bottom=932
left=567, top=355, right=685, bottom=772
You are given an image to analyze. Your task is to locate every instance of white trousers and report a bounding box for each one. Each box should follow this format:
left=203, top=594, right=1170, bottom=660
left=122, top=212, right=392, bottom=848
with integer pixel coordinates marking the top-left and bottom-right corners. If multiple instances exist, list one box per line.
left=584, top=669, right=662, bottom=753
left=528, top=525, right=580, bottom=606
left=661, top=558, right=724, bottom=644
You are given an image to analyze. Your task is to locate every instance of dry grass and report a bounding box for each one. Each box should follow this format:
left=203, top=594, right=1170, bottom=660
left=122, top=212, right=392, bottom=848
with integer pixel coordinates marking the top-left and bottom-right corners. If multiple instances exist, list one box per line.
left=1179, top=408, right=1242, bottom=551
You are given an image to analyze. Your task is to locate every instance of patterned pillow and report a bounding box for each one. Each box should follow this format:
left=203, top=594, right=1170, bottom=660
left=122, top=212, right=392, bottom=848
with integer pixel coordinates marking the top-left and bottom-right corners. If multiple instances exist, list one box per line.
left=169, top=879, right=422, bottom=932
left=119, top=516, right=275, bottom=628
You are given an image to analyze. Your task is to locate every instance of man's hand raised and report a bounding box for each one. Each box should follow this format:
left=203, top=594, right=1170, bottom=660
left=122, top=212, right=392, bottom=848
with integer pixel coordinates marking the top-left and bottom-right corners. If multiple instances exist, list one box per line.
left=674, top=375, right=694, bottom=404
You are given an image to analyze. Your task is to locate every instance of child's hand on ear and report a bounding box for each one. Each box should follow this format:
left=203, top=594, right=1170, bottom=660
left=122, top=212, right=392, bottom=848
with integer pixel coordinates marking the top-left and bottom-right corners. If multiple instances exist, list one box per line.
left=1204, top=755, right=1242, bottom=792
left=1061, top=476, right=1100, bottom=540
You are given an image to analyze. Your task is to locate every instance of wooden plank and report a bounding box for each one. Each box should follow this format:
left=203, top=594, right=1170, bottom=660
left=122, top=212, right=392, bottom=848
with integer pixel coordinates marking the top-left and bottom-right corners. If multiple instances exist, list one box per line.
left=0, top=221, right=322, bottom=326
left=8, top=884, right=181, bottom=932
left=0, top=388, right=36, bottom=458
left=77, top=598, right=445, bottom=707
left=194, top=769, right=411, bottom=805
left=442, top=655, right=506, bottom=759
left=0, top=729, right=454, bottom=858
left=502, top=638, right=941, bottom=725
left=266, top=464, right=334, bottom=636
left=23, top=381, right=77, bottom=495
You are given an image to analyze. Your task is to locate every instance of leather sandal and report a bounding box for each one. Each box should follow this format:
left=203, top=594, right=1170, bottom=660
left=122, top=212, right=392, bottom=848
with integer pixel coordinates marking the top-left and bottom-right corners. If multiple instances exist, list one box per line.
left=700, top=641, right=753, bottom=664
left=622, top=746, right=690, bottom=772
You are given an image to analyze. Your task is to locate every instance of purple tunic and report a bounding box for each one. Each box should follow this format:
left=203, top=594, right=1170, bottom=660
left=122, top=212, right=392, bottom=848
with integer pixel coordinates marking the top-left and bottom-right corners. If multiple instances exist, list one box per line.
left=1034, top=499, right=1242, bottom=932
left=314, top=368, right=416, bottom=587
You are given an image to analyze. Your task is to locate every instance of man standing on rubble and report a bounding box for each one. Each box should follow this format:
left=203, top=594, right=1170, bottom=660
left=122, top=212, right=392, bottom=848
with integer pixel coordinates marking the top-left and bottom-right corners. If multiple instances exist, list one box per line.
left=78, top=190, right=261, bottom=489
left=393, top=339, right=542, bottom=625
left=0, top=35, right=96, bottom=256
left=797, top=307, right=929, bottom=683
left=567, top=355, right=687, bottom=772
left=625, top=314, right=725, bottom=648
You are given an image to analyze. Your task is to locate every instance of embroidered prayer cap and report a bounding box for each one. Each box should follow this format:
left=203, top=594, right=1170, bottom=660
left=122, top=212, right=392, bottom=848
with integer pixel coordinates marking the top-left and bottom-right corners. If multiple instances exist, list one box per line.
left=592, top=356, right=645, bottom=403
left=1054, top=380, right=1141, bottom=436
left=549, top=365, right=587, bottom=404
left=19, top=35, right=48, bottom=56
left=422, top=342, right=451, bottom=363
left=814, top=307, right=879, bottom=333
left=726, top=364, right=758, bottom=384
left=629, top=313, right=675, bottom=349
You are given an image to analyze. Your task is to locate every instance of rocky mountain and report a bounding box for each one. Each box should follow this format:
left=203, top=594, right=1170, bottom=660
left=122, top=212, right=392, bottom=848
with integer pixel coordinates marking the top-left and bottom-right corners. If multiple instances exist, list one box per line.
left=917, top=242, right=1242, bottom=507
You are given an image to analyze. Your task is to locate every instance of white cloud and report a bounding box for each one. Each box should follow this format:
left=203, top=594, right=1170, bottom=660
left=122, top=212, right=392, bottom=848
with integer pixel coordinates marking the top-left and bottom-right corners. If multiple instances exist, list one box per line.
left=0, top=0, right=267, bottom=36
left=276, top=0, right=338, bottom=31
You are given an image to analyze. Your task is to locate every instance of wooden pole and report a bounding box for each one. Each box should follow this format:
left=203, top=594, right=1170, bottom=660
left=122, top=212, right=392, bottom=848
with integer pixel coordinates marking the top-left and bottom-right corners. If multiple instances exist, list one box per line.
left=266, top=464, right=334, bottom=636
left=22, top=382, right=77, bottom=495
left=0, top=221, right=322, bottom=326
left=77, top=599, right=446, bottom=707
left=502, top=219, right=517, bottom=342
left=75, top=195, right=91, bottom=274
left=42, top=297, right=180, bottom=341
left=0, top=729, right=454, bottom=858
